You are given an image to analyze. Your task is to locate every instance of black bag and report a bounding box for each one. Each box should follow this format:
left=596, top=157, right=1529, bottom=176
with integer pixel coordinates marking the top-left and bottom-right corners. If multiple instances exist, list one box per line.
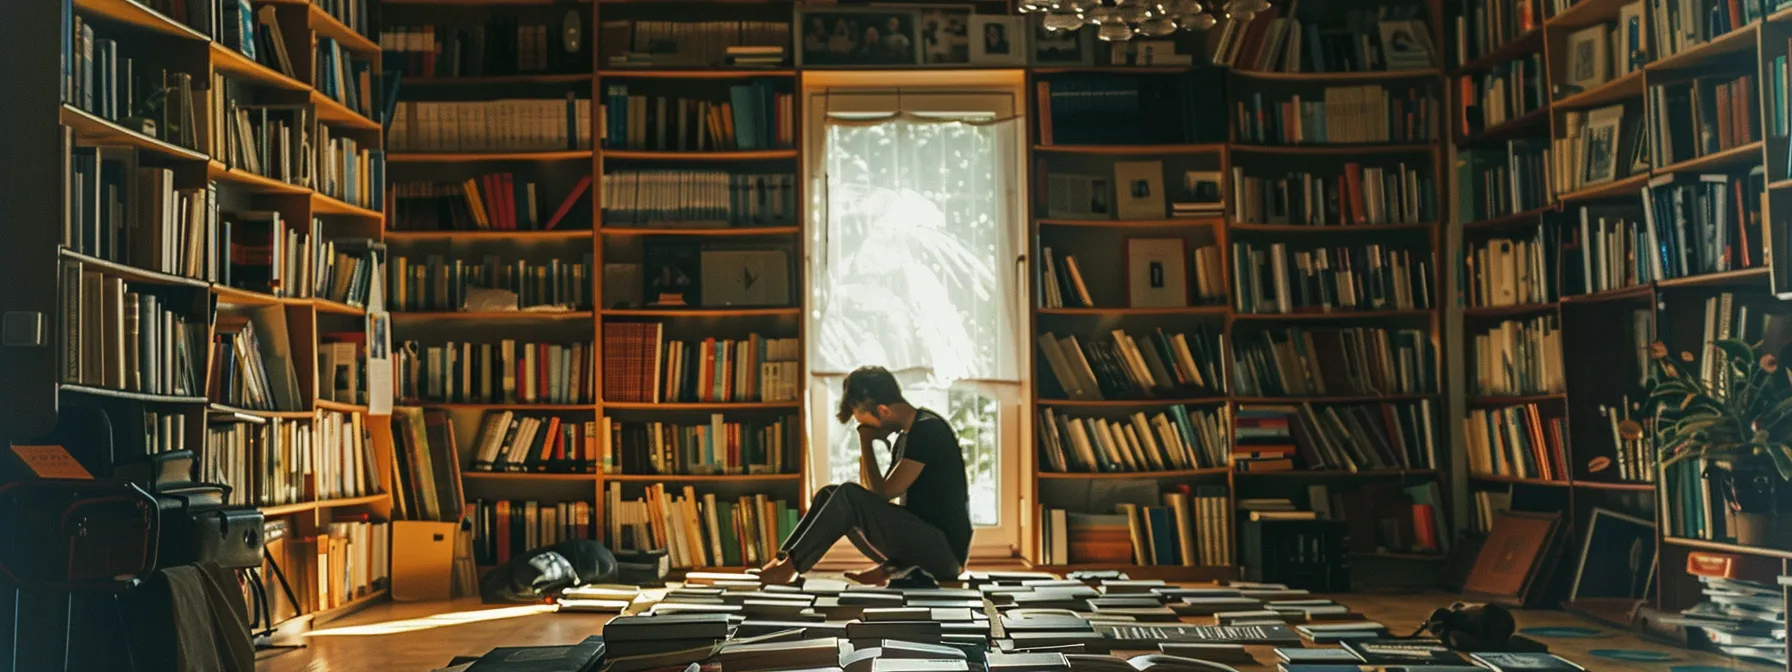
left=1415, top=602, right=1516, bottom=651
left=480, top=540, right=618, bottom=603
left=118, top=451, right=265, bottom=570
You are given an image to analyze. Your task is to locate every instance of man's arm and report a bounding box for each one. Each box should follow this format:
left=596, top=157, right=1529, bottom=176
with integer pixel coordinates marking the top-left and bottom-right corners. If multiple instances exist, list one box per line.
left=858, top=425, right=888, bottom=494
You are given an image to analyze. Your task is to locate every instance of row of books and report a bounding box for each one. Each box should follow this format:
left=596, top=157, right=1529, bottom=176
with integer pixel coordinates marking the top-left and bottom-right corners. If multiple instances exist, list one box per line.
left=1235, top=402, right=1439, bottom=472
left=1636, top=171, right=1764, bottom=281
left=1552, top=105, right=1642, bottom=197
left=604, top=416, right=797, bottom=476
left=1464, top=229, right=1562, bottom=307
left=315, top=125, right=383, bottom=210
left=604, top=483, right=797, bottom=569
left=65, top=17, right=202, bottom=151
left=1455, top=55, right=1543, bottom=139
left=602, top=83, right=793, bottom=151
left=389, top=408, right=464, bottom=523
left=387, top=254, right=593, bottom=312
left=1036, top=328, right=1226, bottom=402
left=381, top=20, right=588, bottom=78
left=210, top=306, right=304, bottom=410
left=656, top=336, right=801, bottom=404
left=1599, top=402, right=1656, bottom=482
left=1230, top=242, right=1432, bottom=314
left=601, top=171, right=798, bottom=228
left=1574, top=212, right=1656, bottom=292
left=215, top=87, right=312, bottom=186
left=1452, top=0, right=1536, bottom=69
left=1651, top=0, right=1769, bottom=60
left=390, top=175, right=591, bottom=232
left=203, top=411, right=378, bottom=506
left=1233, top=86, right=1438, bottom=146
left=61, top=266, right=203, bottom=397
left=1471, top=315, right=1564, bottom=397
left=1457, top=141, right=1549, bottom=223
left=599, top=20, right=791, bottom=68
left=1231, top=327, right=1435, bottom=398
left=260, top=518, right=389, bottom=621
left=469, top=499, right=595, bottom=567
left=1464, top=404, right=1567, bottom=482
left=313, top=0, right=370, bottom=38
left=1038, top=490, right=1232, bottom=568
left=64, top=140, right=216, bottom=281
left=315, top=38, right=374, bottom=119
left=1035, top=406, right=1228, bottom=474
left=1649, top=75, right=1760, bottom=170
left=1038, top=245, right=1225, bottom=310
left=388, top=99, right=595, bottom=153
left=468, top=412, right=599, bottom=474
left=1230, top=164, right=1436, bottom=227
left=1034, top=72, right=1227, bottom=146
left=224, top=214, right=381, bottom=306
left=395, top=339, right=596, bottom=405
left=1217, top=7, right=1435, bottom=73
left=1665, top=458, right=1730, bottom=540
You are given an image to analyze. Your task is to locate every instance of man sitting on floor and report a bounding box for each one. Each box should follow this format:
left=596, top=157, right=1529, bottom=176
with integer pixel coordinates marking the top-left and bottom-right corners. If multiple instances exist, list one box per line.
left=756, top=366, right=972, bottom=585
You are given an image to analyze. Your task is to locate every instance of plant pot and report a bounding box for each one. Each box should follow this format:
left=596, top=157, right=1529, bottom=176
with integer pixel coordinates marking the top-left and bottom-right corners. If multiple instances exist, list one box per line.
left=1735, top=512, right=1773, bottom=546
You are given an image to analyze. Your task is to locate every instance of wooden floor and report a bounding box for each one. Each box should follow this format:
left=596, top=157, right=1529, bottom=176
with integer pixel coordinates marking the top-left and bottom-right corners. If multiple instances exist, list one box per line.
left=256, top=579, right=1774, bottom=672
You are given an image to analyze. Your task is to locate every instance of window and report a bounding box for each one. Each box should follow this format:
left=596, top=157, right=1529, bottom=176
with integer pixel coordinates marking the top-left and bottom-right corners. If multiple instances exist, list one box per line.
left=804, top=84, right=1027, bottom=553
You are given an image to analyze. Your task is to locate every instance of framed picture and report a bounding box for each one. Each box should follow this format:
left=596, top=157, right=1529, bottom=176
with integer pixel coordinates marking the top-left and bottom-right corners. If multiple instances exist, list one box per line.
left=798, top=8, right=921, bottom=67
left=1045, top=174, right=1111, bottom=219
left=1568, top=508, right=1656, bottom=602
left=1175, top=170, right=1225, bottom=216
left=915, top=5, right=974, bottom=65
left=1582, top=104, right=1623, bottom=184
left=1114, top=161, right=1166, bottom=220
left=1031, top=16, right=1093, bottom=65
left=969, top=15, right=1027, bottom=65
left=1377, top=20, right=1434, bottom=70
left=1463, top=510, right=1563, bottom=607
left=700, top=249, right=790, bottom=307
left=1126, top=238, right=1189, bottom=308
left=1566, top=24, right=1610, bottom=91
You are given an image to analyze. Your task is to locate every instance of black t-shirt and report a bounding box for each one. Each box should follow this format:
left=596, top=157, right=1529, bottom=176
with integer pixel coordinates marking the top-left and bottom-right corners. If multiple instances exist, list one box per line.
left=891, top=408, right=972, bottom=564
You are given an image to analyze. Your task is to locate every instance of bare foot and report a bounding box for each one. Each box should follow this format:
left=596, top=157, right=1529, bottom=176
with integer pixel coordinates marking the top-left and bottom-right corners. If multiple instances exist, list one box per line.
left=844, top=565, right=894, bottom=585
left=757, top=557, right=799, bottom=585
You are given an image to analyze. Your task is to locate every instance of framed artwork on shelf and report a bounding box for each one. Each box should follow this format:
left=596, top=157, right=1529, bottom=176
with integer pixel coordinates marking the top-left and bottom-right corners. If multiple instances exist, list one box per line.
left=700, top=249, right=791, bottom=307
left=1045, top=174, right=1112, bottom=219
left=1377, top=20, right=1435, bottom=70
left=970, top=15, right=1028, bottom=65
left=1567, top=507, right=1656, bottom=603
left=915, top=5, right=974, bottom=65
left=1113, top=160, right=1166, bottom=220
left=1581, top=105, right=1622, bottom=184
left=1032, top=17, right=1094, bottom=66
left=1126, top=238, right=1189, bottom=308
left=799, top=8, right=922, bottom=67
left=1566, top=25, right=1610, bottom=92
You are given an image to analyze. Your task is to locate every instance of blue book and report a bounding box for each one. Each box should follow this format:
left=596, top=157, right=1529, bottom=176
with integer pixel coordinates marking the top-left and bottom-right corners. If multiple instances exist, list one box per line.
left=1467, top=652, right=1583, bottom=672
left=1146, top=506, right=1177, bottom=564
left=729, top=85, right=758, bottom=150
left=1304, top=24, right=1325, bottom=72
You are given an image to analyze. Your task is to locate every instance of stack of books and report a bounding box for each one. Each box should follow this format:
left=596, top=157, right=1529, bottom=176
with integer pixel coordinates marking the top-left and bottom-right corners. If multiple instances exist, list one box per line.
left=602, top=614, right=730, bottom=672
left=1234, top=86, right=1437, bottom=145
left=657, top=335, right=801, bottom=403
left=467, top=412, right=600, bottom=474
left=602, top=415, right=797, bottom=475
left=395, top=339, right=595, bottom=405
left=469, top=499, right=596, bottom=566
left=387, top=253, right=594, bottom=312
left=391, top=174, right=592, bottom=232
left=601, top=171, right=798, bottom=227
left=599, top=20, right=790, bottom=68
left=604, top=484, right=796, bottom=569
left=602, top=82, right=792, bottom=151
left=1231, top=327, right=1435, bottom=397
left=389, top=99, right=594, bottom=152
left=1231, top=163, right=1436, bottom=226
left=726, top=46, right=786, bottom=67
left=1463, top=404, right=1567, bottom=481
left=1665, top=572, right=1787, bottom=666
left=1230, top=242, right=1432, bottom=314
left=1038, top=489, right=1232, bottom=567
left=1035, top=406, right=1228, bottom=473
left=1469, top=315, right=1564, bottom=397
left=1464, top=227, right=1563, bottom=307
left=1036, top=328, right=1227, bottom=402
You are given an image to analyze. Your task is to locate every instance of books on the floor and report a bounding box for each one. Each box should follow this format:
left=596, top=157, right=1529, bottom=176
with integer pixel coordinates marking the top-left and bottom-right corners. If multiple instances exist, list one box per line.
left=1463, top=403, right=1568, bottom=481
left=1470, top=315, right=1563, bottom=396
left=1035, top=406, right=1228, bottom=473
left=390, top=407, right=465, bottom=522
left=61, top=263, right=206, bottom=396
left=1235, top=86, right=1437, bottom=145
left=1230, top=241, right=1431, bottom=314
left=63, top=140, right=218, bottom=281
left=1662, top=575, right=1787, bottom=666
left=1340, top=638, right=1463, bottom=665
left=1230, top=163, right=1435, bottom=226
left=602, top=82, right=792, bottom=151
left=601, top=171, right=797, bottom=228
left=469, top=498, right=596, bottom=566
left=1456, top=140, right=1550, bottom=223
left=467, top=412, right=599, bottom=474
left=604, top=483, right=796, bottom=569
left=382, top=19, right=590, bottom=78
left=1455, top=55, right=1544, bottom=138
left=1468, top=652, right=1585, bottom=672
left=1036, top=328, right=1226, bottom=402
left=395, top=339, right=595, bottom=405
left=461, top=636, right=607, bottom=672
left=391, top=174, right=591, bottom=231
left=388, top=253, right=593, bottom=312
left=209, top=304, right=303, bottom=410
left=599, top=20, right=790, bottom=68
left=1464, top=226, right=1562, bottom=307
left=1038, top=487, right=1232, bottom=567
left=389, top=98, right=594, bottom=152
left=602, top=415, right=797, bottom=475
left=203, top=410, right=378, bottom=506
left=1649, top=74, right=1761, bottom=169
left=1034, top=71, right=1227, bottom=146
left=66, top=18, right=201, bottom=150
left=1234, top=402, right=1438, bottom=472
left=1230, top=327, right=1435, bottom=397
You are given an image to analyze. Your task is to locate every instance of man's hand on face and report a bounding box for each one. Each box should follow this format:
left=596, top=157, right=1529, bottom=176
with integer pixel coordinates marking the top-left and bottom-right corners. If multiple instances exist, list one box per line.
left=857, top=422, right=886, bottom=443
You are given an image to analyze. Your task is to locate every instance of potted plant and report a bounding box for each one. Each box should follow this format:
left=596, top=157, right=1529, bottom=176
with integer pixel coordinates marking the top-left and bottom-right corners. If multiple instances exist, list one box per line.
left=1650, top=339, right=1792, bottom=547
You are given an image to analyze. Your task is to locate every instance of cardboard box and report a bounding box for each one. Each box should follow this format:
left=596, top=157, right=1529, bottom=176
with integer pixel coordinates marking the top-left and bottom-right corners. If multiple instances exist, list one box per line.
left=390, top=520, right=458, bottom=602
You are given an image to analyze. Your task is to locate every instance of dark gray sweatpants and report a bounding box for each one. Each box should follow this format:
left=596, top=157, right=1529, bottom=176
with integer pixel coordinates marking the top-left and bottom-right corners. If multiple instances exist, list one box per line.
left=778, top=483, right=964, bottom=580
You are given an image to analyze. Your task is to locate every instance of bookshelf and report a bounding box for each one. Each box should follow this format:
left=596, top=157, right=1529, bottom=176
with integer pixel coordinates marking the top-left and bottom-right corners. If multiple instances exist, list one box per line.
left=1449, top=0, right=1792, bottom=645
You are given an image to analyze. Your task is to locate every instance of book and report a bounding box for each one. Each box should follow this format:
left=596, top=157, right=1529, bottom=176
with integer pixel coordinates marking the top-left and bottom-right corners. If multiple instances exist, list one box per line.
left=1230, top=241, right=1432, bottom=314
left=382, top=18, right=592, bottom=78
left=1231, top=326, right=1436, bottom=397
left=464, top=636, right=606, bottom=672
left=1231, top=5, right=1432, bottom=73
left=387, top=253, right=593, bottom=312
left=62, top=144, right=218, bottom=281
left=391, top=174, right=584, bottom=232
left=1454, top=0, right=1538, bottom=69
left=601, top=170, right=797, bottom=228
left=202, top=409, right=379, bottom=506
left=394, top=339, right=595, bottom=405
left=1469, top=315, right=1564, bottom=396
left=1649, top=75, right=1761, bottom=168
left=598, top=20, right=790, bottom=68
left=1463, top=224, right=1562, bottom=307
left=64, top=20, right=201, bottom=150
left=1456, top=140, right=1550, bottom=223
left=467, top=412, right=599, bottom=474
left=604, top=482, right=796, bottom=569
left=1455, top=56, right=1545, bottom=138
left=63, top=267, right=205, bottom=397
left=1035, top=328, right=1226, bottom=402
left=1035, top=71, right=1227, bottom=146
left=389, top=99, right=593, bottom=152
left=1340, top=639, right=1464, bottom=665
left=1462, top=403, right=1569, bottom=481
left=1034, top=406, right=1229, bottom=473
left=602, top=81, right=791, bottom=151
left=468, top=499, right=595, bottom=566
left=210, top=305, right=303, bottom=411
left=1466, top=652, right=1585, bottom=671
left=1235, top=85, right=1437, bottom=145
left=602, top=414, right=797, bottom=475
left=1230, top=163, right=1435, bottom=226
left=651, top=334, right=801, bottom=404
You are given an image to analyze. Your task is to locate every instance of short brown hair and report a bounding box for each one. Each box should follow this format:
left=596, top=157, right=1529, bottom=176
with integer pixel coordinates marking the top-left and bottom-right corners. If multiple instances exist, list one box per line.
left=836, top=366, right=905, bottom=422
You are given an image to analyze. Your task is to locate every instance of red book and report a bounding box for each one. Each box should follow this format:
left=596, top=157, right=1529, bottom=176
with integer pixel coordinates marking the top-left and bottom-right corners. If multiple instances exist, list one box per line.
left=544, top=176, right=593, bottom=231
left=1036, top=81, right=1054, bottom=146
left=499, top=172, right=517, bottom=230
left=1411, top=503, right=1438, bottom=552
left=1343, top=163, right=1367, bottom=225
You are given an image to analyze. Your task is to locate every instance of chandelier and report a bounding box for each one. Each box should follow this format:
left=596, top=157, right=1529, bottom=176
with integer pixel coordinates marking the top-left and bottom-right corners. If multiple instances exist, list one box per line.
left=1019, top=0, right=1270, bottom=41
